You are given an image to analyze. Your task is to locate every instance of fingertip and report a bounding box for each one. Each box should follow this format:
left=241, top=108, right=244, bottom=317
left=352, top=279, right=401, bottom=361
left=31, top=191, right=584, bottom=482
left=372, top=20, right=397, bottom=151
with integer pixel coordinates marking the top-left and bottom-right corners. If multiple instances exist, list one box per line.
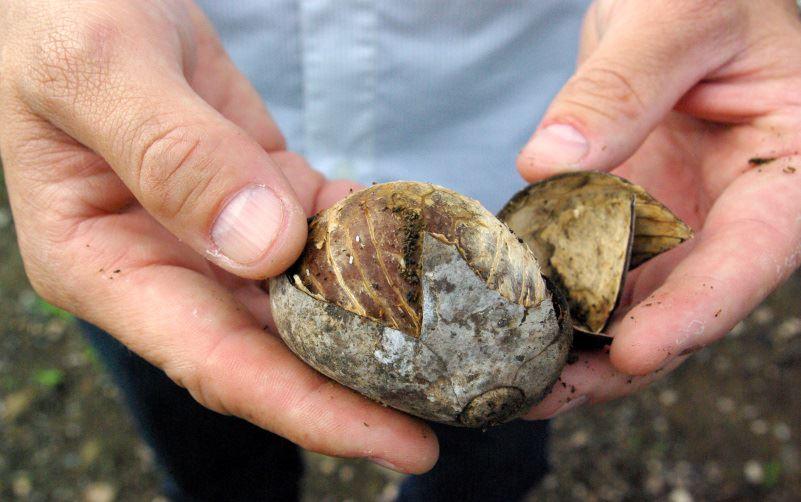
left=517, top=123, right=592, bottom=181
left=609, top=334, right=668, bottom=376
left=398, top=422, right=440, bottom=474
left=365, top=414, right=439, bottom=474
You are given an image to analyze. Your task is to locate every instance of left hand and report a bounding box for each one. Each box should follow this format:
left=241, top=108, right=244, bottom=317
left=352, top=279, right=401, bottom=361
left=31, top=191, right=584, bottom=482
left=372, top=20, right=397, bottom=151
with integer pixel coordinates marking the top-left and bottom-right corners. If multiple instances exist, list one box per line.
left=517, top=0, right=801, bottom=418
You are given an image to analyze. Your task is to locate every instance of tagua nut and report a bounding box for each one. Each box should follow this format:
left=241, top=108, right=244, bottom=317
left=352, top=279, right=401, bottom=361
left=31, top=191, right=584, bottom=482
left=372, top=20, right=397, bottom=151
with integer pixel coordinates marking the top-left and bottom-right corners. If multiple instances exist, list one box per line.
left=269, top=174, right=691, bottom=427
left=270, top=181, right=572, bottom=427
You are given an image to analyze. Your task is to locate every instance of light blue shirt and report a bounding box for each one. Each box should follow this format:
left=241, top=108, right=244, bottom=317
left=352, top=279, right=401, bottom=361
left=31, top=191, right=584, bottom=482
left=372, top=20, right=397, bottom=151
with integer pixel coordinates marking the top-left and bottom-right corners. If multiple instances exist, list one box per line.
left=197, top=1, right=589, bottom=211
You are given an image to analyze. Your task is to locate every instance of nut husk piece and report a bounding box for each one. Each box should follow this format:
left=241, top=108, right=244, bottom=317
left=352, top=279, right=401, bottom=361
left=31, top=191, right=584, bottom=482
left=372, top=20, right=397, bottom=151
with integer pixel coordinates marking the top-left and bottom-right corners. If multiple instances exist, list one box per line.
left=271, top=182, right=572, bottom=426
left=498, top=172, right=692, bottom=334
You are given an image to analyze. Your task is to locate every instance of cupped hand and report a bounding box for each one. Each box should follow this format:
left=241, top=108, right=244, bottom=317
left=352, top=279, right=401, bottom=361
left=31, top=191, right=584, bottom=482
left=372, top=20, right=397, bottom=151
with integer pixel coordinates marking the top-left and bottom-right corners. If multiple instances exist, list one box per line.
left=0, top=0, right=437, bottom=472
left=517, top=0, right=801, bottom=418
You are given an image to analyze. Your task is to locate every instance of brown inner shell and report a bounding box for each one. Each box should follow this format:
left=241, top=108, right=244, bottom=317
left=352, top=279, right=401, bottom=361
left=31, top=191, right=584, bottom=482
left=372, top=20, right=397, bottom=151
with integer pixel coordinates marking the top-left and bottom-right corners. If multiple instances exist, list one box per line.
left=498, top=172, right=692, bottom=334
left=292, top=181, right=548, bottom=337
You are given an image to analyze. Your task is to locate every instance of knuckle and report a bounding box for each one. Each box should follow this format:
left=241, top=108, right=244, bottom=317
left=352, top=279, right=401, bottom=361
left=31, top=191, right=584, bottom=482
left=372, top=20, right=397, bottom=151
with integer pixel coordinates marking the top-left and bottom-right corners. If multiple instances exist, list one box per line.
left=134, top=123, right=218, bottom=221
left=562, top=64, right=646, bottom=122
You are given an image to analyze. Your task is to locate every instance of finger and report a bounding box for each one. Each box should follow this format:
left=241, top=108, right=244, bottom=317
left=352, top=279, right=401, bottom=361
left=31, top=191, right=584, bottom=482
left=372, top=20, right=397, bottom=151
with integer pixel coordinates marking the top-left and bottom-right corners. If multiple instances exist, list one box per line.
left=14, top=10, right=306, bottom=279
left=269, top=151, right=325, bottom=217
left=609, top=156, right=801, bottom=375
left=517, top=0, right=747, bottom=179
left=183, top=3, right=286, bottom=152
left=314, top=179, right=366, bottom=212
left=524, top=351, right=687, bottom=420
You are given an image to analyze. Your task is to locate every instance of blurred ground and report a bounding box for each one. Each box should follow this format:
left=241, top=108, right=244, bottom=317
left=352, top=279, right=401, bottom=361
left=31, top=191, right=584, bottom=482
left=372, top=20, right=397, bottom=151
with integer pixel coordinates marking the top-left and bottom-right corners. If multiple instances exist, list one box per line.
left=1, top=169, right=800, bottom=501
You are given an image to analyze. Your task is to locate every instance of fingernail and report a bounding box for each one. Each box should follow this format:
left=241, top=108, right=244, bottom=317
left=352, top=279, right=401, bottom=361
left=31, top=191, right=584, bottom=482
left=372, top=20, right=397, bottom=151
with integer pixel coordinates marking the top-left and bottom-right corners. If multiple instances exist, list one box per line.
left=369, top=457, right=403, bottom=473
left=212, top=185, right=285, bottom=264
left=546, top=394, right=589, bottom=419
left=523, top=124, right=589, bottom=169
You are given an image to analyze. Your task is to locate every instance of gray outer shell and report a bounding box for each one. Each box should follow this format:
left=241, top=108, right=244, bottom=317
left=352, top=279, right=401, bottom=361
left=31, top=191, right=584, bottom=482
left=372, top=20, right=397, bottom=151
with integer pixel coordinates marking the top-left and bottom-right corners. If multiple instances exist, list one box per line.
left=269, top=234, right=572, bottom=426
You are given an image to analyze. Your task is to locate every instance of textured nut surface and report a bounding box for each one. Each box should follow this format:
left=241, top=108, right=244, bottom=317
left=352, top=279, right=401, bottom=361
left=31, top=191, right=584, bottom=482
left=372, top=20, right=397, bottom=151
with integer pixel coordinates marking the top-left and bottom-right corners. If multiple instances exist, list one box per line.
left=293, top=181, right=547, bottom=337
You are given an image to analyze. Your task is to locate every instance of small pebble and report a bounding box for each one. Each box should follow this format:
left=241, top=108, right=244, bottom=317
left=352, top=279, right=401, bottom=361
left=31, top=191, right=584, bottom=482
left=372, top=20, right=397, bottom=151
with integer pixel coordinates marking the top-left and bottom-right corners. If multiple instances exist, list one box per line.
left=2, top=388, right=36, bottom=423
left=659, top=389, right=678, bottom=407
left=64, top=351, right=88, bottom=368
left=136, top=444, right=155, bottom=468
left=379, top=483, right=400, bottom=502
left=338, top=464, right=355, bottom=483
left=18, top=289, right=37, bottom=310
left=752, top=306, right=775, bottom=325
left=744, top=460, right=764, bottom=484
left=80, top=439, right=102, bottom=466
left=318, top=456, right=336, bottom=476
left=750, top=419, right=769, bottom=436
left=645, top=475, right=664, bottom=495
left=669, top=487, right=694, bottom=502
left=713, top=356, right=731, bottom=373
left=776, top=317, right=801, bottom=340
left=569, top=430, right=589, bottom=447
left=571, top=482, right=591, bottom=499
left=83, top=482, right=117, bottom=502
left=773, top=423, right=792, bottom=442
left=12, top=472, right=33, bottom=497
left=716, top=397, right=735, bottom=414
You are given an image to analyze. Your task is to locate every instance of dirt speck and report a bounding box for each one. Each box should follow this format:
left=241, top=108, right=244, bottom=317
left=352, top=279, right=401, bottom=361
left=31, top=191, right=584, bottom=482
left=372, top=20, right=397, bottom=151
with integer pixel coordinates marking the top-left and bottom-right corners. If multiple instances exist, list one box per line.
left=749, top=157, right=776, bottom=166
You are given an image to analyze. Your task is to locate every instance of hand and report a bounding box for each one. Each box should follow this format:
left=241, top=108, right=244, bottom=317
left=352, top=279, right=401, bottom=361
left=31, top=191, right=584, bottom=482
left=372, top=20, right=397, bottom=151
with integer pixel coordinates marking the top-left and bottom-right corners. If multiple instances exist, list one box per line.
left=0, top=0, right=437, bottom=472
left=517, top=0, right=801, bottom=418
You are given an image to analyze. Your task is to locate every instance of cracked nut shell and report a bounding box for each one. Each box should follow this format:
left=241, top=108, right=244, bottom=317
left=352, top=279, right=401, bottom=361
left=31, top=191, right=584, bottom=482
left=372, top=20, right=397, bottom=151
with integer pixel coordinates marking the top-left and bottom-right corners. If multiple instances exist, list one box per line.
left=269, top=181, right=572, bottom=427
left=498, top=172, right=693, bottom=334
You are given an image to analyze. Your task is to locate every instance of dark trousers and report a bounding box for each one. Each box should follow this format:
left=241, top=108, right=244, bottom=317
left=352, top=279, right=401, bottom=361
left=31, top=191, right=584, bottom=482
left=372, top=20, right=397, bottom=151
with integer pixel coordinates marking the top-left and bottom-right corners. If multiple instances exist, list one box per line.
left=81, top=321, right=550, bottom=502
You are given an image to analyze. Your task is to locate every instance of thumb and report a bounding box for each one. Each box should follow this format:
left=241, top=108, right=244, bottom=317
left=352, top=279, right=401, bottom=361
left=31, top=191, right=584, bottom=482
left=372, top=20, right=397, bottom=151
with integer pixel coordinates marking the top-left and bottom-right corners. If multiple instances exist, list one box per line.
left=17, top=16, right=307, bottom=279
left=517, top=0, right=746, bottom=180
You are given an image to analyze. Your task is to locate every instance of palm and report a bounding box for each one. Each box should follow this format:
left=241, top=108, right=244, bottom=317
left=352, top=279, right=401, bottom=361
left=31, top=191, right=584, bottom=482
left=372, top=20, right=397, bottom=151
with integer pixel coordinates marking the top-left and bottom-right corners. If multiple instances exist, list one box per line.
left=614, top=109, right=798, bottom=309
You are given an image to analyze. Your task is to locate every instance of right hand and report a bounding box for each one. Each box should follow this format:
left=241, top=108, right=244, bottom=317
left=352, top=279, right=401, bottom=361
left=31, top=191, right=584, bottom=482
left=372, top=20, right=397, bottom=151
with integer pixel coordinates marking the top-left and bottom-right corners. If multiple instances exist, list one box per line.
left=0, top=0, right=438, bottom=473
